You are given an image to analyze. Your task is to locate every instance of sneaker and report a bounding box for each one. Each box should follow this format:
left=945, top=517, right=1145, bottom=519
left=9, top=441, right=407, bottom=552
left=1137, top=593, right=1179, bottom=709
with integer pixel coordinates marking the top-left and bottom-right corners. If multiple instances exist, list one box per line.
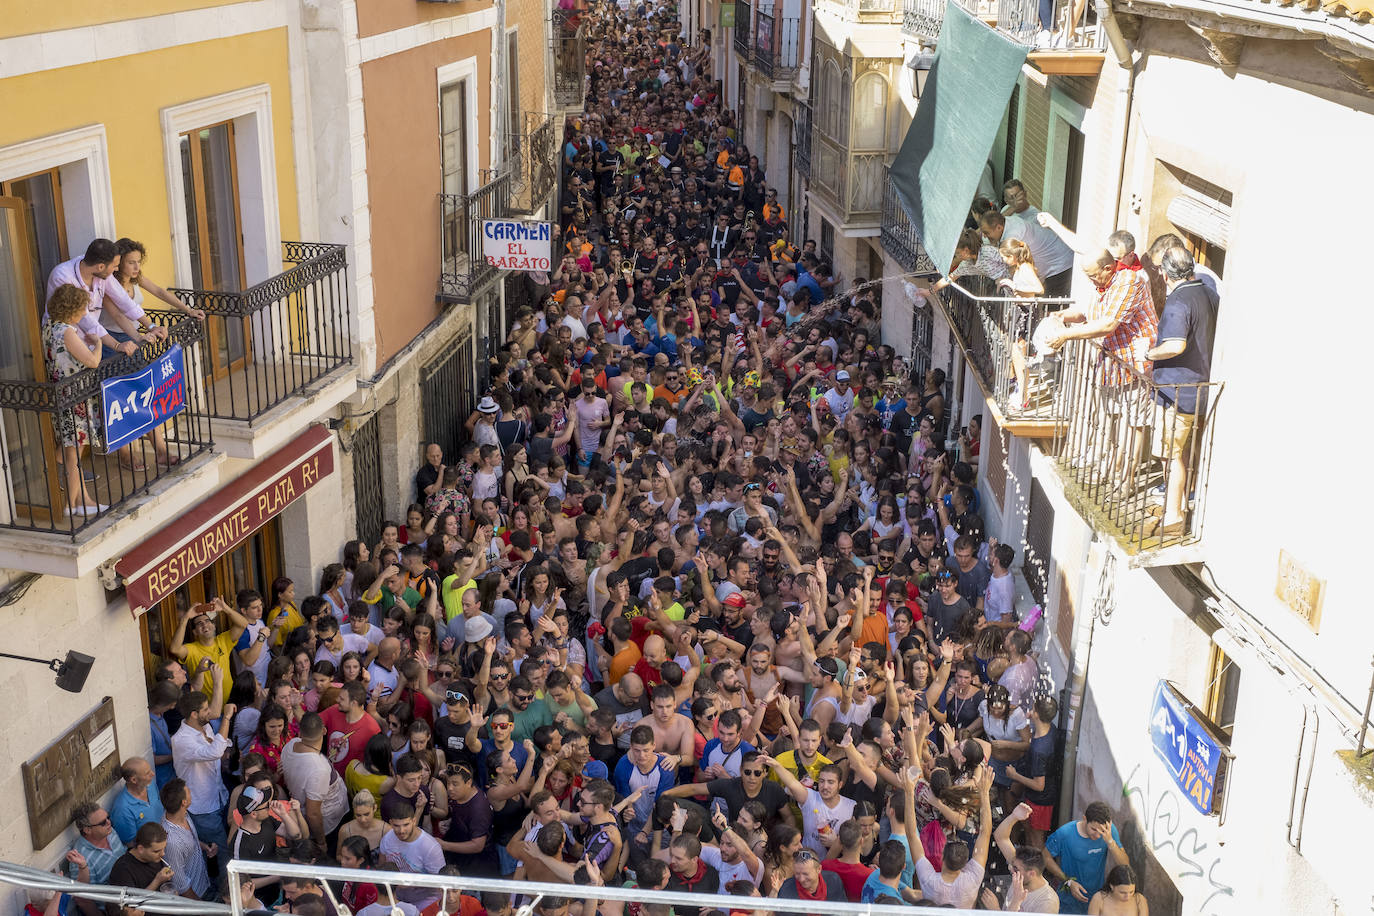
left=65, top=503, right=109, bottom=518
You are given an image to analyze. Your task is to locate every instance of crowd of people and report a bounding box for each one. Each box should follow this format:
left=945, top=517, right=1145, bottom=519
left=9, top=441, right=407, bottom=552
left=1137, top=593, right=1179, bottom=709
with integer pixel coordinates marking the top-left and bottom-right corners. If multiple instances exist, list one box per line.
left=27, top=1, right=1197, bottom=915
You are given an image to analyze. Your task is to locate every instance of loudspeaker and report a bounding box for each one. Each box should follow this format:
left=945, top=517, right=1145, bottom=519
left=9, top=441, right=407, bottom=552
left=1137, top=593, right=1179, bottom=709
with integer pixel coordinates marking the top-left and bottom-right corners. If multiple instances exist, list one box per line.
left=55, top=651, right=94, bottom=693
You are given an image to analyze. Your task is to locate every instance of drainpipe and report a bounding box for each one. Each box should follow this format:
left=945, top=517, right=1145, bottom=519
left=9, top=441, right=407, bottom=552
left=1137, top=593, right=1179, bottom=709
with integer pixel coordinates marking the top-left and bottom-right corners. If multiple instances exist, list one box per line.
left=1094, top=0, right=1136, bottom=234
left=1058, top=542, right=1113, bottom=815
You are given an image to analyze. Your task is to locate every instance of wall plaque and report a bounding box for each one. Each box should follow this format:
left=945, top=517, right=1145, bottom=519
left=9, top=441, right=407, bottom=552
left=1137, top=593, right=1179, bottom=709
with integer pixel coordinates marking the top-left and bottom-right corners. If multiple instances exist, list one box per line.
left=22, top=698, right=121, bottom=850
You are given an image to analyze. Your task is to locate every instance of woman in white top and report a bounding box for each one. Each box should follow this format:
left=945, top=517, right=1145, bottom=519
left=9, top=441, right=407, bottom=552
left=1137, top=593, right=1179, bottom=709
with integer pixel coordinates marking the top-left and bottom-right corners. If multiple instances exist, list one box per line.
left=974, top=683, right=1030, bottom=806
left=111, top=238, right=205, bottom=470
left=995, top=238, right=1045, bottom=412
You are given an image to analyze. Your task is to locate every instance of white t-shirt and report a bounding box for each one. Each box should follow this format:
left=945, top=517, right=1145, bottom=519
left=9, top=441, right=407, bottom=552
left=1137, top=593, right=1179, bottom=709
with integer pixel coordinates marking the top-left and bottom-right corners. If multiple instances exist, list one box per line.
left=316, top=633, right=369, bottom=666
left=343, top=621, right=384, bottom=650
left=280, top=739, right=350, bottom=834
left=984, top=572, right=1016, bottom=622
left=378, top=830, right=445, bottom=907
left=237, top=620, right=272, bottom=686
left=366, top=661, right=401, bottom=697
left=800, top=788, right=855, bottom=855
left=978, top=699, right=1029, bottom=743
left=700, top=843, right=763, bottom=886
left=915, top=856, right=985, bottom=909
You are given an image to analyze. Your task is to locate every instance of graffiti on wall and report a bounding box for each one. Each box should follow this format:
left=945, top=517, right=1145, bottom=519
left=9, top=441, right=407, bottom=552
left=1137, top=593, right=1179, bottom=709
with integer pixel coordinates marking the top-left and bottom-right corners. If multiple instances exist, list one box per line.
left=1123, top=762, right=1235, bottom=915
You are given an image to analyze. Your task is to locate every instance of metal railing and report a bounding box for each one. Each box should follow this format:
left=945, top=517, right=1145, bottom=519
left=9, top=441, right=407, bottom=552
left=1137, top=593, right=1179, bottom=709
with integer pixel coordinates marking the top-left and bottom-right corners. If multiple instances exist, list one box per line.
left=734, top=0, right=754, bottom=61
left=754, top=13, right=800, bottom=81
left=172, top=242, right=352, bottom=423
left=505, top=110, right=559, bottom=215
left=903, top=0, right=946, bottom=37
left=822, top=0, right=902, bottom=22
left=552, top=7, right=586, bottom=110
left=0, top=313, right=213, bottom=537
left=937, top=277, right=1072, bottom=422
left=880, top=166, right=939, bottom=275
left=1053, top=338, right=1223, bottom=553
left=439, top=171, right=512, bottom=303
left=997, top=0, right=1108, bottom=49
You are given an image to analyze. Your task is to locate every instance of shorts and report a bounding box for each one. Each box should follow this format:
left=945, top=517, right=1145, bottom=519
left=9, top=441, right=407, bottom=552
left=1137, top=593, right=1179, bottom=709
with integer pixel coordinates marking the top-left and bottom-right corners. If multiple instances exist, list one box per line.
left=1154, top=400, right=1197, bottom=464
left=1026, top=801, right=1054, bottom=832
left=1099, top=380, right=1152, bottom=425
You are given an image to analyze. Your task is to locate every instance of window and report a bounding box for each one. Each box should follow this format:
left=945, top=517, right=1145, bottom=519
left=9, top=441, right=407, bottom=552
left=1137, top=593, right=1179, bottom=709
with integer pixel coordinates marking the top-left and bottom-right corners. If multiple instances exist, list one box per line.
left=820, top=218, right=834, bottom=266
left=181, top=121, right=250, bottom=378
left=0, top=170, right=67, bottom=383
left=852, top=73, right=888, bottom=150
left=441, top=80, right=470, bottom=198
left=1204, top=643, right=1240, bottom=742
left=820, top=61, right=841, bottom=138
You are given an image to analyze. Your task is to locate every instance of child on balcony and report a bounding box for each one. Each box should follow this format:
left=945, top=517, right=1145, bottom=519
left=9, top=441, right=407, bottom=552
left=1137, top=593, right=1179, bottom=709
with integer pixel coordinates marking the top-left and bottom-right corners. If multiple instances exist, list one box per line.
left=996, top=239, right=1044, bottom=411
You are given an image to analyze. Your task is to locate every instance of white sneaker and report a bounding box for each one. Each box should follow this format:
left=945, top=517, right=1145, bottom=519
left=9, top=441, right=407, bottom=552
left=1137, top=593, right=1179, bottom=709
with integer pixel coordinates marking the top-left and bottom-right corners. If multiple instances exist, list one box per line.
left=65, top=503, right=108, bottom=518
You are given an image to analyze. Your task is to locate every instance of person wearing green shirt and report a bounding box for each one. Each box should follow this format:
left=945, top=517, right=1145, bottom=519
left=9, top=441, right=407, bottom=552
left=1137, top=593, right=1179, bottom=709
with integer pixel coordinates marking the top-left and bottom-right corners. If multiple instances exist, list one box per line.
left=544, top=669, right=598, bottom=730
left=509, top=672, right=554, bottom=743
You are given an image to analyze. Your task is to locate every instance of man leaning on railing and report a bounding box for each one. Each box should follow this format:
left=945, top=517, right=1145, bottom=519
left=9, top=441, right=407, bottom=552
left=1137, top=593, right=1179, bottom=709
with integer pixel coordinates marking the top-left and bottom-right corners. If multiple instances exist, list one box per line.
left=1143, top=245, right=1218, bottom=539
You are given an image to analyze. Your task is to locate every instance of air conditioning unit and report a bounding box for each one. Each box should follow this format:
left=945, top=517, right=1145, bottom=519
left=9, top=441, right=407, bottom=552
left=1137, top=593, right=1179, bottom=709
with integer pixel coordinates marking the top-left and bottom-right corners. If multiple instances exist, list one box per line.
left=755, top=85, right=773, bottom=110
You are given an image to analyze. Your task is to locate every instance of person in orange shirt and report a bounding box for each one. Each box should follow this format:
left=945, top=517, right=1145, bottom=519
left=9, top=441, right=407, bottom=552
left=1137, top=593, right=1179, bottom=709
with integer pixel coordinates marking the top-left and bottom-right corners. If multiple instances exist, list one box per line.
left=762, top=188, right=786, bottom=222
left=606, top=615, right=642, bottom=684
left=653, top=365, right=688, bottom=406
left=419, top=865, right=487, bottom=916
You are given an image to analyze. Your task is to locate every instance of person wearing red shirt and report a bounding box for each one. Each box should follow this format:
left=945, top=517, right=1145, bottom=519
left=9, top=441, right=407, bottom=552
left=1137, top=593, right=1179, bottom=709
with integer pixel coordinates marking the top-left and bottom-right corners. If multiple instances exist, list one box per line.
left=822, top=821, right=876, bottom=901
left=631, top=634, right=668, bottom=689
left=318, top=682, right=382, bottom=775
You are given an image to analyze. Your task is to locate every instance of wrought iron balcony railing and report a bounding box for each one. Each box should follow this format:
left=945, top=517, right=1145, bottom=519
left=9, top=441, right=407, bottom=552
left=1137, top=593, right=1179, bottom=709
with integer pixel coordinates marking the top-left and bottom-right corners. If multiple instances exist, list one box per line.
left=934, top=277, right=1072, bottom=424
left=901, top=0, right=1105, bottom=57
left=902, top=0, right=947, bottom=38
left=439, top=172, right=513, bottom=304
left=880, top=166, right=939, bottom=275
left=171, top=242, right=352, bottom=424
left=734, top=0, right=755, bottom=61
left=504, top=111, right=559, bottom=215
left=0, top=312, right=213, bottom=537
left=1053, top=339, right=1222, bottom=554
left=753, top=13, right=801, bottom=82
left=552, top=7, right=587, bottom=110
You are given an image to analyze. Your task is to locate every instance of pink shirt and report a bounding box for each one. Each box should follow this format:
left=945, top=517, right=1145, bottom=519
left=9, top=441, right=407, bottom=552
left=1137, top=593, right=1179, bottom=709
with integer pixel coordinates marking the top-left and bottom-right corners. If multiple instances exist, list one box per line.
left=46, top=256, right=144, bottom=342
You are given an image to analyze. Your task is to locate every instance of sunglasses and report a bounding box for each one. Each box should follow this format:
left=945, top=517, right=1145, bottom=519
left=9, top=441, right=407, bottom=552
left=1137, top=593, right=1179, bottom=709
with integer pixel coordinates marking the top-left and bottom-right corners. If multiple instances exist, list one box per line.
left=741, top=768, right=765, bottom=776
left=493, top=721, right=513, bottom=730
left=435, top=669, right=455, bottom=678
left=794, top=849, right=820, bottom=863
left=490, top=672, right=511, bottom=680
left=514, top=693, right=534, bottom=702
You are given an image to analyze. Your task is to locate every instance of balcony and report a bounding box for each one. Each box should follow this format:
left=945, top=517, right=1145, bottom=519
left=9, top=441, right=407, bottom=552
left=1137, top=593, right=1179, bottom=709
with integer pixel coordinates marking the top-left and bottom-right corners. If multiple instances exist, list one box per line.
left=734, top=0, right=755, bottom=61
left=439, top=171, right=512, bottom=304
left=504, top=111, right=559, bottom=216
left=173, top=242, right=353, bottom=428
left=880, top=166, right=939, bottom=275
left=900, top=0, right=1105, bottom=74
left=931, top=276, right=1072, bottom=435
left=753, top=13, right=801, bottom=84
left=0, top=313, right=213, bottom=538
left=820, top=0, right=903, bottom=24
left=810, top=133, right=886, bottom=225
left=552, top=7, right=586, bottom=111
left=1053, top=340, right=1222, bottom=559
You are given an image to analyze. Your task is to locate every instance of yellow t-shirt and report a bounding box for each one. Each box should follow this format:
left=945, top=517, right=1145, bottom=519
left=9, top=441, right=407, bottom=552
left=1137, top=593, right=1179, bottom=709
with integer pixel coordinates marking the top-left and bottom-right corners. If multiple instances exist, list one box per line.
left=183, top=631, right=240, bottom=697
left=267, top=602, right=305, bottom=649
left=443, top=577, right=477, bottom=623
left=769, top=749, right=832, bottom=787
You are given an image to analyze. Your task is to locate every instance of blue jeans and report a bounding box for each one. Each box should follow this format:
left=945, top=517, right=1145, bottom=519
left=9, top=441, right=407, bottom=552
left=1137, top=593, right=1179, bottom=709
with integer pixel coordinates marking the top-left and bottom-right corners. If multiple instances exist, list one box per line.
left=190, top=808, right=228, bottom=855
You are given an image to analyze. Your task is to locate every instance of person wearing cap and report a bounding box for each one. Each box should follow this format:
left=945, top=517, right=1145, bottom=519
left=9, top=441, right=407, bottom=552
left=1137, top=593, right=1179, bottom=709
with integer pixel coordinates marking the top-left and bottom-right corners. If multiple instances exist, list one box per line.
left=876, top=377, right=907, bottom=428
left=823, top=370, right=856, bottom=421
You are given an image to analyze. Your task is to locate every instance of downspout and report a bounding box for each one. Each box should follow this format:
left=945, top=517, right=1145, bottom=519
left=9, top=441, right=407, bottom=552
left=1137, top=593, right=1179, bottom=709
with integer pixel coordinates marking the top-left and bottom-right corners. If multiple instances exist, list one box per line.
left=1059, top=543, right=1114, bottom=815
left=1095, top=0, right=1136, bottom=234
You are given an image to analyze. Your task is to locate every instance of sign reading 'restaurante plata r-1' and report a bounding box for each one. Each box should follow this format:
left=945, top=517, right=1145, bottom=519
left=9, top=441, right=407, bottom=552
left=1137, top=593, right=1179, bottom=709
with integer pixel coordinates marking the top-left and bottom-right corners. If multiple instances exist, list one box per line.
left=482, top=219, right=553, bottom=272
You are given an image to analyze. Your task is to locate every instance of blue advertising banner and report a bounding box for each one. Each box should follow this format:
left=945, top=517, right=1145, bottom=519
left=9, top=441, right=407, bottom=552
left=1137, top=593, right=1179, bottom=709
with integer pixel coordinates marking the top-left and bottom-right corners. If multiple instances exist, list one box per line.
left=1149, top=680, right=1222, bottom=815
left=101, top=344, right=187, bottom=452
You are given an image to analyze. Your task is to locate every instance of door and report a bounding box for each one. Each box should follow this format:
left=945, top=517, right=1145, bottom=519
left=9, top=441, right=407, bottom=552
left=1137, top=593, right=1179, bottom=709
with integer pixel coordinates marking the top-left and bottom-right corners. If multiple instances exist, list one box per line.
left=181, top=120, right=250, bottom=380
left=1059, top=124, right=1085, bottom=232
left=0, top=195, right=65, bottom=524
left=139, top=518, right=284, bottom=681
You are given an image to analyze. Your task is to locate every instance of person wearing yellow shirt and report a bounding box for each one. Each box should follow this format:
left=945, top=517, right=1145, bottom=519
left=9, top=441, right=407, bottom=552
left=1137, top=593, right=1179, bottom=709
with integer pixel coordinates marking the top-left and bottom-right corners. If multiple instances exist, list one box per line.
left=169, top=595, right=250, bottom=697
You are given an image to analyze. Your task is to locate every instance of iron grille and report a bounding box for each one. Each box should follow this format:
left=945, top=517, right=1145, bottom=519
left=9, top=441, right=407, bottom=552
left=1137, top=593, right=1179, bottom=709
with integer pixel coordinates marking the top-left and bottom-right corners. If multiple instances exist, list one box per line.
left=351, top=412, right=384, bottom=546
left=422, top=334, right=476, bottom=466
left=1025, top=477, right=1053, bottom=604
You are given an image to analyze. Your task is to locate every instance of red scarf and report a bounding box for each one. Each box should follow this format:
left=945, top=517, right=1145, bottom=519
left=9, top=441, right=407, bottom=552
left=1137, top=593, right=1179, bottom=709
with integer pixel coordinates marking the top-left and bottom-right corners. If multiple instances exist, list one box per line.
left=794, top=874, right=832, bottom=901
left=1115, top=251, right=1143, bottom=272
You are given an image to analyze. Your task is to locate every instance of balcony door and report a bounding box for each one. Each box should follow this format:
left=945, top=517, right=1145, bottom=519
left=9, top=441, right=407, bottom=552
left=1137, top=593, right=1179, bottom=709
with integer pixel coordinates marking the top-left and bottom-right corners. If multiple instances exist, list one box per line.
left=181, top=120, right=250, bottom=380
left=0, top=184, right=68, bottom=524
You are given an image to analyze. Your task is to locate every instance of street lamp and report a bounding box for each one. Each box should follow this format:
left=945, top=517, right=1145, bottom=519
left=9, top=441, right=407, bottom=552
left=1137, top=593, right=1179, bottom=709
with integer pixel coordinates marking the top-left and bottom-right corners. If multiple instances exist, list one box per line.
left=0, top=650, right=94, bottom=693
left=907, top=47, right=936, bottom=100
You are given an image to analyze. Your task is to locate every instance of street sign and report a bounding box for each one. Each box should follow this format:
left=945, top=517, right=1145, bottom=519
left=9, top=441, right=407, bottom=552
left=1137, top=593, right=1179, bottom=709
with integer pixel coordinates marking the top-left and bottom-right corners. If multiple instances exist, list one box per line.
left=481, top=219, right=553, bottom=272
left=1149, top=680, right=1223, bottom=815
left=101, top=343, right=187, bottom=451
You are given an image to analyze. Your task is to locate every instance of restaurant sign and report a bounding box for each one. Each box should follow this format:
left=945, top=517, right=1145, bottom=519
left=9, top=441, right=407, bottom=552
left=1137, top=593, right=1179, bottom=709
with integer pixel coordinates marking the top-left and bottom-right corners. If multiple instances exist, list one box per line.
left=116, top=426, right=335, bottom=615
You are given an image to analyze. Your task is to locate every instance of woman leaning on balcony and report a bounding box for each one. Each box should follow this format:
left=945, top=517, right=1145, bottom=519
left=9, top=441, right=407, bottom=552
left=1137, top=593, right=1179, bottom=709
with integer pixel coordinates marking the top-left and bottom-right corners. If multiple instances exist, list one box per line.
left=43, top=284, right=107, bottom=517
left=111, top=238, right=205, bottom=470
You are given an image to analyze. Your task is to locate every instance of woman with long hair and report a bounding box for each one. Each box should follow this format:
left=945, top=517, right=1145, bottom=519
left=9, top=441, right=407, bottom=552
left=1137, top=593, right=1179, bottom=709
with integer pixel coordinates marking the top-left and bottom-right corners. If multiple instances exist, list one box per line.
left=320, top=563, right=348, bottom=622
left=265, top=576, right=303, bottom=649
left=345, top=733, right=393, bottom=807
left=486, top=744, right=539, bottom=877
left=334, top=833, right=380, bottom=913
left=760, top=823, right=803, bottom=896
left=343, top=540, right=370, bottom=598
left=247, top=703, right=296, bottom=782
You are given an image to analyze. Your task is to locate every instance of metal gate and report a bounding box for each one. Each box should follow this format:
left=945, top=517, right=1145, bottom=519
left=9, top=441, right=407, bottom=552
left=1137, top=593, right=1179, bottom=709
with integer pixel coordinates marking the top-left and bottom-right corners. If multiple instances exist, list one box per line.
left=351, top=412, right=384, bottom=545
left=422, top=332, right=476, bottom=464
left=1024, top=477, right=1054, bottom=605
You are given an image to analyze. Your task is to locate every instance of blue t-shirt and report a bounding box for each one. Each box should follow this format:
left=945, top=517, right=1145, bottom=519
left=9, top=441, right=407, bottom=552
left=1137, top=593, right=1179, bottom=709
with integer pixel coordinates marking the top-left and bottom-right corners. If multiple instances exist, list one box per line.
left=886, top=830, right=916, bottom=887
left=1045, top=820, right=1122, bottom=914
left=476, top=738, right=529, bottom=787
left=1153, top=279, right=1218, bottom=414
left=860, top=869, right=911, bottom=904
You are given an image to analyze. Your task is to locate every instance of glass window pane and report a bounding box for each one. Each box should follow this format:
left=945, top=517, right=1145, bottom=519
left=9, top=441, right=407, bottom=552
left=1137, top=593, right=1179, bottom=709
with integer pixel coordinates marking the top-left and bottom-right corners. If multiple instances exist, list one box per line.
left=853, top=74, right=887, bottom=149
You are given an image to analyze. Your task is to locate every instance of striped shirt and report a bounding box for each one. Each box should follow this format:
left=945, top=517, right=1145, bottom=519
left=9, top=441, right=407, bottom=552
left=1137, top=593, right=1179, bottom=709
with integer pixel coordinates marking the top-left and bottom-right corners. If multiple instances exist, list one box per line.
left=162, top=817, right=211, bottom=898
left=1091, top=267, right=1157, bottom=385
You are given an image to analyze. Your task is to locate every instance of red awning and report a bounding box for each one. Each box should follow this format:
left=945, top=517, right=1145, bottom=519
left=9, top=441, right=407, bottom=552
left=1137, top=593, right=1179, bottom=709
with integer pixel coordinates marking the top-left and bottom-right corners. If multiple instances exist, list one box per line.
left=116, top=425, right=336, bottom=616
